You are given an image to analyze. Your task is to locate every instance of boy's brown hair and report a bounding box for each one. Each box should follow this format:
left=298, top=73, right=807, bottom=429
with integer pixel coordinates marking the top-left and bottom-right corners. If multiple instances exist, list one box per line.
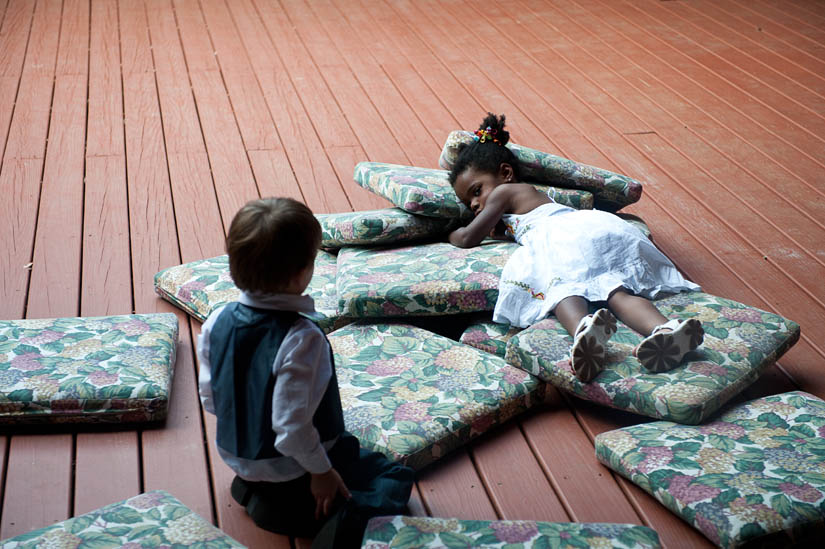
left=226, top=197, right=320, bottom=293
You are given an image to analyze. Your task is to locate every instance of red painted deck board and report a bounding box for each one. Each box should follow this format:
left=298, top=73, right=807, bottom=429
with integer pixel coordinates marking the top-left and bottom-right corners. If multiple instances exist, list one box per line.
left=1, top=2, right=822, bottom=548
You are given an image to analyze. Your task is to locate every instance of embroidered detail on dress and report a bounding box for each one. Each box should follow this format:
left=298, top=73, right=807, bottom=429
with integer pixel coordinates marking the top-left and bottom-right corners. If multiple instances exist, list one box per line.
left=503, top=279, right=545, bottom=300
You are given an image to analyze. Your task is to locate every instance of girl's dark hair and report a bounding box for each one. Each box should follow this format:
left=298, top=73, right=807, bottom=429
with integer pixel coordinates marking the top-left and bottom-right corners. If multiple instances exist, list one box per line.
left=448, top=113, right=521, bottom=185
left=226, top=197, right=321, bottom=293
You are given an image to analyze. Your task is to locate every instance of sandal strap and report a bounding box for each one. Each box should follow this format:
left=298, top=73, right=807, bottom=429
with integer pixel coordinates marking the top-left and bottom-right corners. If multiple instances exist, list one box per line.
left=651, top=318, right=681, bottom=335
left=574, top=314, right=593, bottom=338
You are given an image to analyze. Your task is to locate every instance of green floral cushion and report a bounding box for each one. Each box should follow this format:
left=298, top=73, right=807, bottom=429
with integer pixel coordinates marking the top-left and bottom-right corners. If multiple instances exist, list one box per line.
left=153, top=251, right=346, bottom=333
left=336, top=241, right=517, bottom=318
left=0, top=490, right=245, bottom=547
left=329, top=322, right=546, bottom=470
left=318, top=208, right=459, bottom=250
left=505, top=292, right=800, bottom=425
left=361, top=516, right=662, bottom=548
left=439, top=130, right=643, bottom=211
left=459, top=317, right=522, bottom=358
left=595, top=391, right=825, bottom=548
left=0, top=313, right=177, bottom=424
left=353, top=162, right=594, bottom=220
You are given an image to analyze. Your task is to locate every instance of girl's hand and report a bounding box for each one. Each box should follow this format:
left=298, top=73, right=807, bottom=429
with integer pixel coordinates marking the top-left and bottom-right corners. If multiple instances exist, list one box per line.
left=489, top=220, right=508, bottom=239
left=310, top=468, right=352, bottom=520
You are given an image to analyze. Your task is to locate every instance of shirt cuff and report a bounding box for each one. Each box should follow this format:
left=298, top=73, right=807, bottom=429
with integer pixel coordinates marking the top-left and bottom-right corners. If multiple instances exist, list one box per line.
left=292, top=445, right=333, bottom=474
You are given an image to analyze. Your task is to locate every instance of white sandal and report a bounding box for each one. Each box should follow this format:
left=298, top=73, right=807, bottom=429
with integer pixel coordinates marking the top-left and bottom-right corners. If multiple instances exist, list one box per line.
left=571, top=308, right=617, bottom=382
left=635, top=318, right=704, bottom=372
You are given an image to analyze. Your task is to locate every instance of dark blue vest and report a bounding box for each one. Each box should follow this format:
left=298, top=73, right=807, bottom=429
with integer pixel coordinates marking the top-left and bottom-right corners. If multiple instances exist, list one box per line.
left=208, top=302, right=345, bottom=460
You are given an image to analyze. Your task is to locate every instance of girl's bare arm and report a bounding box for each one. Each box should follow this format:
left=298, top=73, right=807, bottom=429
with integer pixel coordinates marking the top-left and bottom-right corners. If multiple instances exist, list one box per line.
left=448, top=187, right=512, bottom=248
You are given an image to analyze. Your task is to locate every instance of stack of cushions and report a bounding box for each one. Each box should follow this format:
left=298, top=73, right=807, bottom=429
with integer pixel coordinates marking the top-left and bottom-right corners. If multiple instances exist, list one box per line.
left=360, top=516, right=662, bottom=548
left=505, top=292, right=800, bottom=424
left=439, top=130, right=643, bottom=211
left=0, top=313, right=178, bottom=424
left=318, top=207, right=460, bottom=249
left=596, top=391, right=825, bottom=547
left=0, top=490, right=245, bottom=547
left=329, top=322, right=546, bottom=470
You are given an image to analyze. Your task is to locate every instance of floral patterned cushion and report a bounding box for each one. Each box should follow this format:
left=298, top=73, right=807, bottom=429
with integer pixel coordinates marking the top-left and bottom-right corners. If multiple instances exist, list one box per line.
left=353, top=162, right=594, bottom=220
left=153, top=251, right=346, bottom=333
left=439, top=130, right=643, bottom=211
left=329, top=322, right=546, bottom=470
left=595, top=391, right=825, bottom=548
left=505, top=292, right=800, bottom=425
left=0, top=490, right=245, bottom=547
left=0, top=313, right=178, bottom=424
left=459, top=317, right=522, bottom=358
left=361, top=516, right=662, bottom=548
left=336, top=241, right=517, bottom=318
left=318, top=208, right=459, bottom=250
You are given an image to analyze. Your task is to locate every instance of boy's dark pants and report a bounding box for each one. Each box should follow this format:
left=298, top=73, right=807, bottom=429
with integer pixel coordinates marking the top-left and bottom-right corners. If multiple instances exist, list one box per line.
left=231, top=434, right=414, bottom=546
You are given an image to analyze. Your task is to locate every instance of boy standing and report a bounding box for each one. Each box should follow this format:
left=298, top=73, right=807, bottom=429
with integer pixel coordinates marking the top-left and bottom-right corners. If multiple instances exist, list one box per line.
left=198, top=197, right=413, bottom=547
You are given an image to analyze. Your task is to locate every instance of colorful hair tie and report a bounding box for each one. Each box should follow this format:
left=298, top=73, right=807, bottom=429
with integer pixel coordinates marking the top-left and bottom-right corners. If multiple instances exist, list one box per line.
left=473, top=126, right=500, bottom=145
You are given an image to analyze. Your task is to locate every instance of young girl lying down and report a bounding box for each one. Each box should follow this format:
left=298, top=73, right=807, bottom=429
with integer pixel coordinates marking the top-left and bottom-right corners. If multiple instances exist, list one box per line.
left=448, top=113, right=703, bottom=382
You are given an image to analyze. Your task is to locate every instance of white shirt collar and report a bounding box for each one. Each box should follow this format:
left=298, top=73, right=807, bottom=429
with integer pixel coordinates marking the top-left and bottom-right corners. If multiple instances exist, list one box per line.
left=239, top=291, right=316, bottom=314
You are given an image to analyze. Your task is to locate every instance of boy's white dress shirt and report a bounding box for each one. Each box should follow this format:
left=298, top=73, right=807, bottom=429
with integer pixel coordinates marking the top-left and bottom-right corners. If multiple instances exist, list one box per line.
left=197, top=291, right=337, bottom=482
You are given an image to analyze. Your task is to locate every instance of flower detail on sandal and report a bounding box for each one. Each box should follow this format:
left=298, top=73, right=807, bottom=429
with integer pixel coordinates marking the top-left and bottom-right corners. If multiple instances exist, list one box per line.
left=571, top=308, right=616, bottom=383
left=636, top=318, right=704, bottom=373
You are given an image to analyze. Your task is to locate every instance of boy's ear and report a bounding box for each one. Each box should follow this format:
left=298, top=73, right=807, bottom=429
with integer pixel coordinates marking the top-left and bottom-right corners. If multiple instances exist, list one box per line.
left=498, top=162, right=515, bottom=182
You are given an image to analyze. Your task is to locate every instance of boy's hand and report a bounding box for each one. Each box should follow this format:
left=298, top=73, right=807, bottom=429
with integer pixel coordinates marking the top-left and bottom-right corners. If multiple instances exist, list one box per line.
left=310, top=468, right=351, bottom=520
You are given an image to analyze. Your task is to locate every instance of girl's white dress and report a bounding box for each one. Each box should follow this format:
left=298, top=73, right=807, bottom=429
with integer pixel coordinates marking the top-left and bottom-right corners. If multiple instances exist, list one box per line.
left=494, top=202, right=700, bottom=328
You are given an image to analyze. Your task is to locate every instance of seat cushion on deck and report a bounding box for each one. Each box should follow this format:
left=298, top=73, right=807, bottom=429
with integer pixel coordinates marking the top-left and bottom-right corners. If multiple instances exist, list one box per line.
left=329, top=322, right=546, bottom=470
left=361, top=516, right=662, bottom=548
left=595, top=391, right=825, bottom=548
left=505, top=292, right=799, bottom=425
left=459, top=316, right=523, bottom=358
left=336, top=241, right=517, bottom=318
left=439, top=130, right=643, bottom=211
left=318, top=208, right=459, bottom=250
left=0, top=490, right=245, bottom=548
left=0, top=313, right=177, bottom=425
left=153, top=251, right=347, bottom=333
left=353, top=162, right=594, bottom=220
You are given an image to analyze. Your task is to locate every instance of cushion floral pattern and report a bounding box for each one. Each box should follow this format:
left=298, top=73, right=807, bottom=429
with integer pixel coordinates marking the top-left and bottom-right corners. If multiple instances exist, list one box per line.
left=153, top=251, right=347, bottom=333
left=361, top=516, right=662, bottom=548
left=0, top=490, right=245, bottom=548
left=336, top=241, right=517, bottom=318
left=595, top=391, right=825, bottom=548
left=353, top=162, right=594, bottom=220
left=329, top=322, right=546, bottom=470
left=459, top=317, right=522, bottom=358
left=318, top=208, right=459, bottom=250
left=505, top=292, right=799, bottom=424
left=0, top=313, right=177, bottom=424
left=439, top=130, right=643, bottom=211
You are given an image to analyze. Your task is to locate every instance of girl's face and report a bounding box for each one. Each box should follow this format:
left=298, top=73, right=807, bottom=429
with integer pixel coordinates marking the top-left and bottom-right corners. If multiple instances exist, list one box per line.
left=453, top=163, right=513, bottom=215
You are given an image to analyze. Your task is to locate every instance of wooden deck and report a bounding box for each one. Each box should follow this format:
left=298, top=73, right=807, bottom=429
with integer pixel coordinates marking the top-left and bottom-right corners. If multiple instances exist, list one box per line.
left=1, top=0, right=824, bottom=546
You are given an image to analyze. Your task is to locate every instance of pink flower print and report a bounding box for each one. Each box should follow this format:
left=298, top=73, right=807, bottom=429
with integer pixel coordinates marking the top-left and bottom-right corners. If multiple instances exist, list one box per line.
left=448, top=291, right=488, bottom=311
left=502, top=366, right=528, bottom=385
left=779, top=482, right=822, bottom=503
left=471, top=413, right=494, bottom=434
left=51, top=399, right=83, bottom=414
left=88, top=370, right=119, bottom=387
left=178, top=280, right=206, bottom=301
left=490, top=521, right=539, bottom=543
left=358, top=273, right=398, bottom=284
left=393, top=402, right=431, bottom=423
left=668, top=474, right=721, bottom=504
left=465, top=272, right=499, bottom=287
left=613, top=377, right=638, bottom=392
left=720, top=306, right=762, bottom=323
left=637, top=446, right=673, bottom=474
left=382, top=302, right=406, bottom=316
left=127, top=491, right=166, bottom=510
left=403, top=201, right=423, bottom=212
left=366, top=357, right=414, bottom=376
left=10, top=352, right=43, bottom=371
left=699, top=422, right=747, bottom=439
left=21, top=330, right=64, bottom=345
left=114, top=320, right=151, bottom=336
left=582, top=382, right=612, bottom=406
left=819, top=425, right=825, bottom=439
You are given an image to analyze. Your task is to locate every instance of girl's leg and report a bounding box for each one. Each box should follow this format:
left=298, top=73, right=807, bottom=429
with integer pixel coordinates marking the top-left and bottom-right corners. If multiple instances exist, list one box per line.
left=555, top=296, right=616, bottom=382
left=606, top=290, right=667, bottom=336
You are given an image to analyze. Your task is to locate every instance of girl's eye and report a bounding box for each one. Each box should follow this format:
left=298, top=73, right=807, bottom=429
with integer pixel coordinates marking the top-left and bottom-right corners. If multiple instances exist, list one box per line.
left=473, top=187, right=481, bottom=196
